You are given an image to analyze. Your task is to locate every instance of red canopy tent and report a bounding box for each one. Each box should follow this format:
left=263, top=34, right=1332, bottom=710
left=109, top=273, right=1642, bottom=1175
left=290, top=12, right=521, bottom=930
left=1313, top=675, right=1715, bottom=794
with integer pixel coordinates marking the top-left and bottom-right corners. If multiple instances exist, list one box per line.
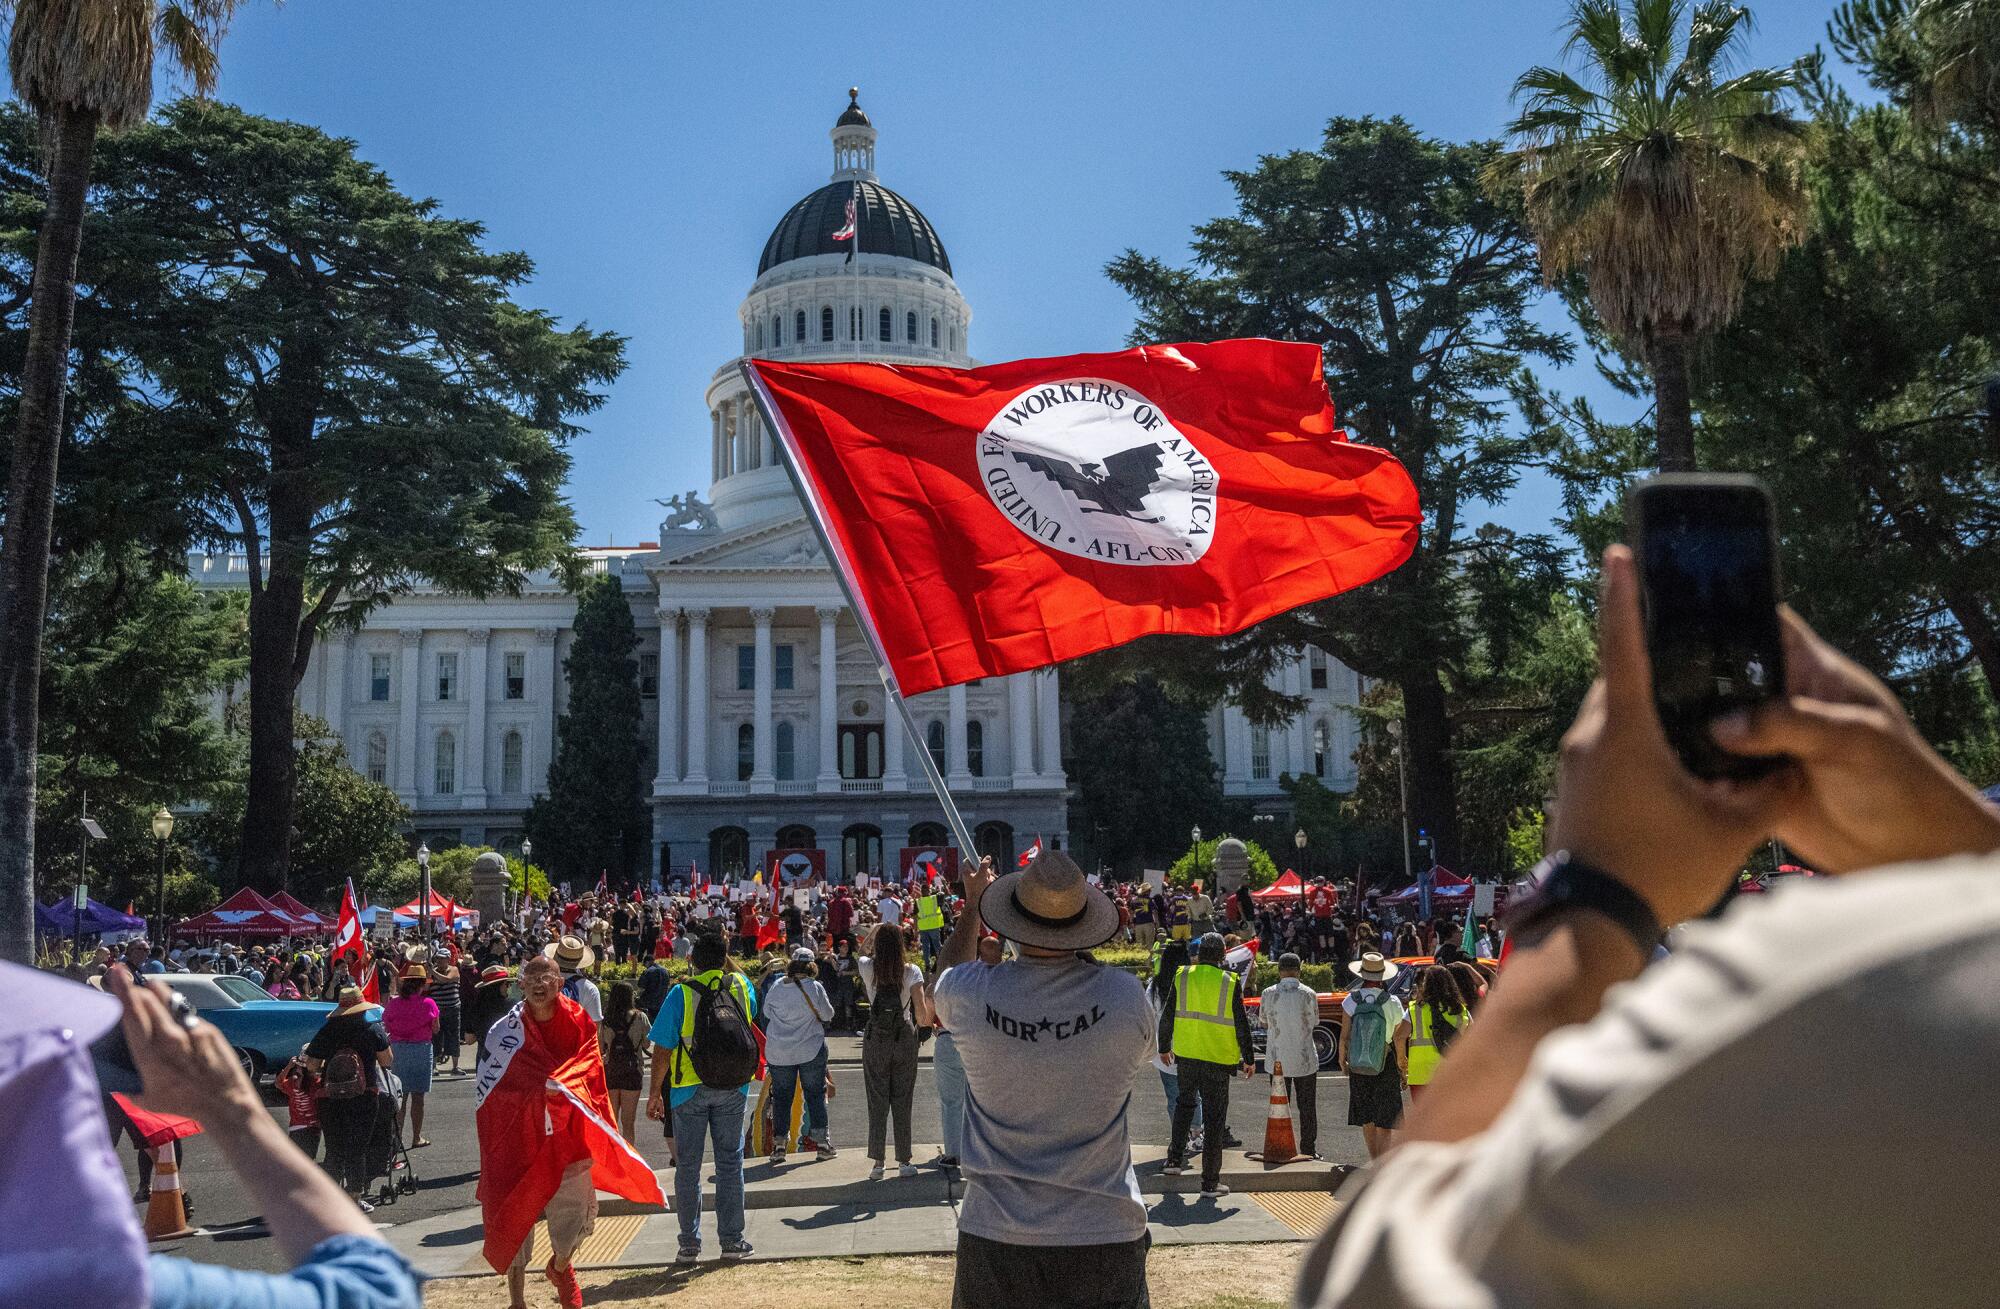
left=1252, top=870, right=1307, bottom=903
left=392, top=890, right=476, bottom=927
left=267, top=891, right=332, bottom=931
left=177, top=887, right=305, bottom=938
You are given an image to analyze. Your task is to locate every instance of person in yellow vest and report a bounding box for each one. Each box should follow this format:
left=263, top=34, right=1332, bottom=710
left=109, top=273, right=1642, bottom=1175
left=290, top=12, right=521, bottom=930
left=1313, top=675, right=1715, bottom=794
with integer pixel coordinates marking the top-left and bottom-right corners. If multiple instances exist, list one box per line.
left=645, top=934, right=759, bottom=1264
left=1405, top=964, right=1469, bottom=1104
left=915, top=888, right=947, bottom=969
left=1157, top=933, right=1254, bottom=1197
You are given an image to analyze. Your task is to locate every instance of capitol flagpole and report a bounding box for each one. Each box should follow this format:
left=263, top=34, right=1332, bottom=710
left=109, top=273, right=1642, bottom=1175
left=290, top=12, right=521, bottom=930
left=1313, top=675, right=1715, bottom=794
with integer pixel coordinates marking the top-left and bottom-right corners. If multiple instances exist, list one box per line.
left=738, top=360, right=981, bottom=863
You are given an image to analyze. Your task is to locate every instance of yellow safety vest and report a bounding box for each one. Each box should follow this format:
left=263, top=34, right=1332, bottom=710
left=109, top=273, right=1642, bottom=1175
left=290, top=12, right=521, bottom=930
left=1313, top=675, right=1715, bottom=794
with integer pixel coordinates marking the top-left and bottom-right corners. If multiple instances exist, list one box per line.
left=670, top=969, right=754, bottom=1091
left=1170, top=964, right=1240, bottom=1065
left=1407, top=1004, right=1465, bottom=1086
left=916, top=895, right=944, bottom=931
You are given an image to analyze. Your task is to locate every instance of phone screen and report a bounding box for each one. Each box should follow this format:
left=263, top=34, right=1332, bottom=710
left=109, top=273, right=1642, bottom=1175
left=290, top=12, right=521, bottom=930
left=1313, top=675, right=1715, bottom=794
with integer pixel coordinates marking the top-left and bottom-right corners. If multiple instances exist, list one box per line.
left=1632, top=476, right=1785, bottom=779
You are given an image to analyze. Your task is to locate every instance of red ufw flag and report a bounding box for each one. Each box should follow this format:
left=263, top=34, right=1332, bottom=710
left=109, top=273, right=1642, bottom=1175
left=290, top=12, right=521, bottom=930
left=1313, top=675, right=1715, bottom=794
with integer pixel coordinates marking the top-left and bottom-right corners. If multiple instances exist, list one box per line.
left=330, top=879, right=377, bottom=1005
left=475, top=994, right=666, bottom=1272
left=746, top=339, right=1419, bottom=695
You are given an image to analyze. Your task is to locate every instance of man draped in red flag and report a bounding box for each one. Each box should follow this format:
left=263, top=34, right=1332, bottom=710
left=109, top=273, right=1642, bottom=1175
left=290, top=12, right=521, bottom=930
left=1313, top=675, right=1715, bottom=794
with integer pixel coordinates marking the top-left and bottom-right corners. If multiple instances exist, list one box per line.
left=330, top=879, right=378, bottom=1004
left=476, top=955, right=665, bottom=1306
left=744, top=339, right=1419, bottom=696
left=754, top=861, right=784, bottom=952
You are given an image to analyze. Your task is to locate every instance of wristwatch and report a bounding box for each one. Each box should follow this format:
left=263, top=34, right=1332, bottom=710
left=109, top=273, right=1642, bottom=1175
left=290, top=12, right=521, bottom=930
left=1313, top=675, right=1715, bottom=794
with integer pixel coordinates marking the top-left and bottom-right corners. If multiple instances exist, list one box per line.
left=1504, top=850, right=1662, bottom=955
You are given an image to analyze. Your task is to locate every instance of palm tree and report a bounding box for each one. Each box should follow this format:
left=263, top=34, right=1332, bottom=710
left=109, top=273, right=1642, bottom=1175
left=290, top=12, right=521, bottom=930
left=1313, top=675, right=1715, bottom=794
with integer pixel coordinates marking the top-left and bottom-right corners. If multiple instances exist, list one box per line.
left=0, top=0, right=243, bottom=966
left=1487, top=0, right=1809, bottom=471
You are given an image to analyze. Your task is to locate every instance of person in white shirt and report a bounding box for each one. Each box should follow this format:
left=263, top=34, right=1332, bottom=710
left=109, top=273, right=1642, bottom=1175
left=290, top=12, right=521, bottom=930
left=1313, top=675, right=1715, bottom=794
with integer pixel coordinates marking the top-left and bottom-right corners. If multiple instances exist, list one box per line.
left=760, top=948, right=837, bottom=1163
left=1297, top=545, right=2000, bottom=1308
left=877, top=892, right=904, bottom=928
left=1259, top=953, right=1323, bottom=1158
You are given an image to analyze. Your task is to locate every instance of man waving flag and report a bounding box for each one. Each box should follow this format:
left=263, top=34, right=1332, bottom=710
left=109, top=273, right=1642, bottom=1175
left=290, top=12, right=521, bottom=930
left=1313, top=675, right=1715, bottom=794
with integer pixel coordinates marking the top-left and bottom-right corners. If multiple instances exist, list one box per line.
left=330, top=879, right=376, bottom=1004
left=744, top=340, right=1418, bottom=696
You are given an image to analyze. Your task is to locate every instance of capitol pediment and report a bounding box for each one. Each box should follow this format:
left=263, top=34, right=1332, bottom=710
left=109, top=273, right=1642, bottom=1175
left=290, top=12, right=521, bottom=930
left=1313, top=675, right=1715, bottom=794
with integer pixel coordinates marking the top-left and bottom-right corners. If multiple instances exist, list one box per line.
left=654, top=516, right=826, bottom=573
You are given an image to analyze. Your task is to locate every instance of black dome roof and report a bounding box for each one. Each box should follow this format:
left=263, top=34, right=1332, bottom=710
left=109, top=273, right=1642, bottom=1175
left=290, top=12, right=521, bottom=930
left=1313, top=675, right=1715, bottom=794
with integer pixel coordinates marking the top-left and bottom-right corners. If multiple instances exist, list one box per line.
left=758, top=179, right=951, bottom=276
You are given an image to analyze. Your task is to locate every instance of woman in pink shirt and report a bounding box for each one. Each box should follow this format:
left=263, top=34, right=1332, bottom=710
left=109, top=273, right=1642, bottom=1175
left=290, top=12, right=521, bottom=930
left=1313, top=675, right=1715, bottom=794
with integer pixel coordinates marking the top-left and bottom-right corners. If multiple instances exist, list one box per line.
left=382, top=965, right=439, bottom=1147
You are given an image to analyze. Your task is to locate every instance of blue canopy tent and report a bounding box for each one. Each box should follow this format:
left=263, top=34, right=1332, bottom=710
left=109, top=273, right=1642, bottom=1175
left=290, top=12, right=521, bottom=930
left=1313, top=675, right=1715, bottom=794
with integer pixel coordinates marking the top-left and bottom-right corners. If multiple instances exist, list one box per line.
left=36, top=897, right=148, bottom=940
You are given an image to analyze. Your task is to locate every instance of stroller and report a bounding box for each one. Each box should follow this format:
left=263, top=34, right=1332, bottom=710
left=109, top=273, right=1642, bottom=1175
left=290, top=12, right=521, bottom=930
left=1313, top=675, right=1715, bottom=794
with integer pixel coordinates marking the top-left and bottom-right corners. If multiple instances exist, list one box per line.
left=366, top=1068, right=420, bottom=1205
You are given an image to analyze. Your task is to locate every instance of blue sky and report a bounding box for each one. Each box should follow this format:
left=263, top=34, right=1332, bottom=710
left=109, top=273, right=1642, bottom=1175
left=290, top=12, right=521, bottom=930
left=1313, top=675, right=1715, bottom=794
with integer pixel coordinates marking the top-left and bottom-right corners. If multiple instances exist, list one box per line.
left=202, top=0, right=1847, bottom=546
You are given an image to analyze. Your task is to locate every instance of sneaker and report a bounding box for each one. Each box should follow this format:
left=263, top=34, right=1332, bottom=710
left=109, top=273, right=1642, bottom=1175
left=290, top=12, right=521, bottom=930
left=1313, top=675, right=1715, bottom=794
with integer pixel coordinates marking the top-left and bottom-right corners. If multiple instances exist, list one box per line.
left=770, top=1152, right=786, bottom=1165
left=1201, top=1183, right=1231, bottom=1198
left=795, top=1135, right=817, bottom=1154
left=1187, top=1130, right=1205, bottom=1155
left=1162, top=1159, right=1188, bottom=1176
left=816, top=1143, right=838, bottom=1161
left=936, top=1155, right=959, bottom=1167
left=897, top=1163, right=920, bottom=1178
left=1221, top=1132, right=1245, bottom=1149
left=720, top=1239, right=753, bottom=1259
left=675, top=1245, right=700, bottom=1266
left=352, top=1196, right=376, bottom=1214
left=868, top=1163, right=885, bottom=1181
left=545, top=1261, right=584, bottom=1309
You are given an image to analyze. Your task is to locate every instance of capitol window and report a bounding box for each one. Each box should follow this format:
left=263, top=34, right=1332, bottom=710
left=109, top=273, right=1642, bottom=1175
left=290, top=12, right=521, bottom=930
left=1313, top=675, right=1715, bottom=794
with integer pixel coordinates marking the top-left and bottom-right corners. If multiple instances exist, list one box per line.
left=435, top=729, right=457, bottom=796
left=797, top=309, right=807, bottom=342
left=775, top=721, right=795, bottom=781
left=639, top=652, right=658, bottom=698
left=775, top=644, right=794, bottom=690
left=737, top=644, right=755, bottom=691
left=1314, top=720, right=1330, bottom=778
left=930, top=316, right=939, bottom=348
left=756, top=321, right=765, bottom=350
left=436, top=652, right=457, bottom=701
left=1250, top=724, right=1271, bottom=781
left=879, top=306, right=892, bottom=341
left=737, top=723, right=754, bottom=781
left=504, top=651, right=525, bottom=700
left=967, top=720, right=985, bottom=777
left=502, top=730, right=524, bottom=793
left=365, top=732, right=388, bottom=786
left=821, top=305, right=834, bottom=342
left=906, top=310, right=917, bottom=343
left=772, top=315, right=782, bottom=345
left=1309, top=648, right=1328, bottom=689
left=369, top=653, right=391, bottom=701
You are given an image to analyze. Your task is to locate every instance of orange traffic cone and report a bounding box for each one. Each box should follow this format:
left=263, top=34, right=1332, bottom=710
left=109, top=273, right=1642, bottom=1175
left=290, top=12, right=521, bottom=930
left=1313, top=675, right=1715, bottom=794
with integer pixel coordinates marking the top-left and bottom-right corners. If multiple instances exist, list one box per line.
left=1247, top=1074, right=1299, bottom=1166
left=144, top=1143, right=196, bottom=1241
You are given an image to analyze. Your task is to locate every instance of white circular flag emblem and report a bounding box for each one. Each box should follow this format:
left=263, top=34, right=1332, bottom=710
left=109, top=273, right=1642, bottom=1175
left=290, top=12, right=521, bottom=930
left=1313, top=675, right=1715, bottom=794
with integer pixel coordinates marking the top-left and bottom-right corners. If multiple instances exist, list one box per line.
left=977, top=378, right=1218, bottom=566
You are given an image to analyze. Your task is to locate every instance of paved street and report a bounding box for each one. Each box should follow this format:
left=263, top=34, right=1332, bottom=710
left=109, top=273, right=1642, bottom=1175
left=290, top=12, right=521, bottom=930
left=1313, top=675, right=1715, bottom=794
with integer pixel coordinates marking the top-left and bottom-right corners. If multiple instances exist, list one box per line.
left=130, top=1042, right=1367, bottom=1273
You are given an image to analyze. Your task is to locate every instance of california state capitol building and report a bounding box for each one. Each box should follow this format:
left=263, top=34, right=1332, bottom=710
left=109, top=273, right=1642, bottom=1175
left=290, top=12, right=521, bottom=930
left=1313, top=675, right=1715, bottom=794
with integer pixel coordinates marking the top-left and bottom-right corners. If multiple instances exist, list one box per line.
left=188, top=91, right=1368, bottom=885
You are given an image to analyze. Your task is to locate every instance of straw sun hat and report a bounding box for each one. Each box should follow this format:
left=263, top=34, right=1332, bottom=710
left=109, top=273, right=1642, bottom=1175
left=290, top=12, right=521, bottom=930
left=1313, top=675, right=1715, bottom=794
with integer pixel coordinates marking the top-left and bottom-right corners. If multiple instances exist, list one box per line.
left=977, top=849, right=1120, bottom=951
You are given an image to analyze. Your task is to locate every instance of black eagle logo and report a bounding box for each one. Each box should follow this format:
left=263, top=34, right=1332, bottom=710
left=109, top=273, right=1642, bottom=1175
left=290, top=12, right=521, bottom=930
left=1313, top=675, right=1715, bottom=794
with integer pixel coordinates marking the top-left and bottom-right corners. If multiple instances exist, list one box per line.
left=1010, top=443, right=1167, bottom=523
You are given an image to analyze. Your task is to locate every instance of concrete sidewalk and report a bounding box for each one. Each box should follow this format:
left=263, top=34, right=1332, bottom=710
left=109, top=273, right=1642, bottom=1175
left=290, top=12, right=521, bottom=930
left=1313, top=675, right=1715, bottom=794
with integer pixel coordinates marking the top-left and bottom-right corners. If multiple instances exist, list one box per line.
left=385, top=1144, right=1347, bottom=1277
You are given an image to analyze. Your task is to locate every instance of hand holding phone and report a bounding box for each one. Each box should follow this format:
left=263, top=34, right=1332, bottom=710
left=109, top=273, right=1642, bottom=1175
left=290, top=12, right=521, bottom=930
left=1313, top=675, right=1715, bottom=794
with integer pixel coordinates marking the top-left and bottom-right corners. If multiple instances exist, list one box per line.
left=1628, top=474, right=1787, bottom=780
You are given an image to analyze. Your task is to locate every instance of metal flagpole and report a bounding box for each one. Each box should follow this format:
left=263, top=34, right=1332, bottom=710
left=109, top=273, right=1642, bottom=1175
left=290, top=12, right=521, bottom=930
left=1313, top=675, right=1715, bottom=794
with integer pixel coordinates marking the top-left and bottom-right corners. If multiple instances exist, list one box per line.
left=738, top=360, right=981, bottom=861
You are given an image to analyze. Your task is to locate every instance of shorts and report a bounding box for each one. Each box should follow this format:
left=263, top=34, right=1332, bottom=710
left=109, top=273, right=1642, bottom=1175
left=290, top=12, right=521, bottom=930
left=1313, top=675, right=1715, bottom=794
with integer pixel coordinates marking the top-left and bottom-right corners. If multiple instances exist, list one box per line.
left=1346, top=1066, right=1403, bottom=1129
left=953, top=1230, right=1149, bottom=1309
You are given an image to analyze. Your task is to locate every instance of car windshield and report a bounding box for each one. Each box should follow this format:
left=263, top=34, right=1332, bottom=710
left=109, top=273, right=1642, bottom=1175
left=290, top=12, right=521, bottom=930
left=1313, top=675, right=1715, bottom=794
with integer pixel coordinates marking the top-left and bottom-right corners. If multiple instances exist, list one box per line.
left=212, top=974, right=272, bottom=1004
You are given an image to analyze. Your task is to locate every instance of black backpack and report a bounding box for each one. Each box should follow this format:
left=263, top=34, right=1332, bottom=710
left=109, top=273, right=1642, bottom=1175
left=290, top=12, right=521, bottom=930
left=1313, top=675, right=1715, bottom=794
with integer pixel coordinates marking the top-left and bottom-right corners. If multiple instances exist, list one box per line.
left=685, top=976, right=760, bottom=1089
left=322, top=1046, right=368, bottom=1100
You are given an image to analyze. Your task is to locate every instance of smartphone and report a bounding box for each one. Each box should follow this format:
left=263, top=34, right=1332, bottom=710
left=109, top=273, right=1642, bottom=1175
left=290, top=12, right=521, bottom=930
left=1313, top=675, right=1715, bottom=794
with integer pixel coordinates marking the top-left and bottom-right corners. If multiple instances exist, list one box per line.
left=1627, top=474, right=1787, bottom=780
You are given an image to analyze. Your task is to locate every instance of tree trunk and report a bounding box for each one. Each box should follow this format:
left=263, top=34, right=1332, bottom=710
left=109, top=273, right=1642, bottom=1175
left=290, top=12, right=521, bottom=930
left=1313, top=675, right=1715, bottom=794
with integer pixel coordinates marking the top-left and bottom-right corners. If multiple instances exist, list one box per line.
left=0, top=106, right=98, bottom=965
left=1651, top=329, right=1697, bottom=473
left=1941, top=584, right=2000, bottom=704
left=240, top=574, right=305, bottom=890
left=1398, top=664, right=1461, bottom=877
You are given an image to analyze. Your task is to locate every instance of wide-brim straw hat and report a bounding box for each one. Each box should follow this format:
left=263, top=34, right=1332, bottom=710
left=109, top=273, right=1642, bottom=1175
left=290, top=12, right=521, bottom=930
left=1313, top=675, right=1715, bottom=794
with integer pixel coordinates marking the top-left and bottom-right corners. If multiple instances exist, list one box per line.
left=1348, top=951, right=1399, bottom=983
left=544, top=934, right=595, bottom=972
left=476, top=965, right=513, bottom=988
left=400, top=963, right=429, bottom=982
left=333, top=985, right=375, bottom=1017
left=978, top=849, right=1120, bottom=951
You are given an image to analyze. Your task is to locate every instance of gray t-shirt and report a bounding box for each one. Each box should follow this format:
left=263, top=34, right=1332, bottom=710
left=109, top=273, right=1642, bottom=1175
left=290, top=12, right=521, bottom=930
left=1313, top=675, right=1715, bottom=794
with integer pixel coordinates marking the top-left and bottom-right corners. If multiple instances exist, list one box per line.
left=933, top=954, right=1155, bottom=1246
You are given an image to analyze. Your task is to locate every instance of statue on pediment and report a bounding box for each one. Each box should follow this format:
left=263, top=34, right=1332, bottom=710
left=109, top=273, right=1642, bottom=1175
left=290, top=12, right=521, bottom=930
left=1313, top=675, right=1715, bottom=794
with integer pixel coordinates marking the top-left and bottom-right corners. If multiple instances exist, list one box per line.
left=656, top=490, right=719, bottom=533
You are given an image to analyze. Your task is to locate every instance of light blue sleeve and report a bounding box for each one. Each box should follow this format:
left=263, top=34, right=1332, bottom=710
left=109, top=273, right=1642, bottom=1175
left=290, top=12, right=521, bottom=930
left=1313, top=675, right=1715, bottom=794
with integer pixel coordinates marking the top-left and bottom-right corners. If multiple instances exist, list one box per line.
left=149, top=1236, right=419, bottom=1309
left=648, top=985, right=684, bottom=1049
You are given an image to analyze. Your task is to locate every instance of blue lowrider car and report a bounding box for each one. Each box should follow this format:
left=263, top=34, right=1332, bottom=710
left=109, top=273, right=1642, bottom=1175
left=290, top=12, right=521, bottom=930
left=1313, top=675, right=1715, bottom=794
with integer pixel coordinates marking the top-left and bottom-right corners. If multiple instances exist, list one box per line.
left=161, top=973, right=373, bottom=1082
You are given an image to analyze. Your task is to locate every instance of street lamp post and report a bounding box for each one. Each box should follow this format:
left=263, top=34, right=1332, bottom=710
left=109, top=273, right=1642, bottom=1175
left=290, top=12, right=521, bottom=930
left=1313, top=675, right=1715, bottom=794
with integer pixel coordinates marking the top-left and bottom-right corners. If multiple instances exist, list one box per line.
left=416, top=842, right=432, bottom=947
left=151, top=807, right=175, bottom=947
left=518, top=838, right=532, bottom=922
left=1294, top=827, right=1308, bottom=880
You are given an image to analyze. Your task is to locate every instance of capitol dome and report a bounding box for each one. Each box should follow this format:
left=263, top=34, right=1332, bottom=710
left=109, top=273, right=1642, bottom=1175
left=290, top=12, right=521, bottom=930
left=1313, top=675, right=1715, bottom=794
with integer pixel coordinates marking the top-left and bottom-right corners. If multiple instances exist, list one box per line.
left=758, top=179, right=951, bottom=277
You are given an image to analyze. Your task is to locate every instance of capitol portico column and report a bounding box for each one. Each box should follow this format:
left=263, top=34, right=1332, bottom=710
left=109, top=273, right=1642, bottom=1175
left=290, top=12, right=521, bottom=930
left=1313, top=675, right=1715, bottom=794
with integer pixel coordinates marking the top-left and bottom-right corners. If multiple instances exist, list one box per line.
left=947, top=683, right=972, bottom=788
left=751, top=608, right=776, bottom=788
left=464, top=628, right=490, bottom=806
left=816, top=607, right=840, bottom=790
left=684, top=609, right=710, bottom=786
left=396, top=628, right=422, bottom=802
left=883, top=693, right=907, bottom=790
left=321, top=633, right=349, bottom=741
left=530, top=627, right=559, bottom=795
left=655, top=609, right=680, bottom=791
left=1009, top=674, right=1035, bottom=786
left=1036, top=668, right=1063, bottom=781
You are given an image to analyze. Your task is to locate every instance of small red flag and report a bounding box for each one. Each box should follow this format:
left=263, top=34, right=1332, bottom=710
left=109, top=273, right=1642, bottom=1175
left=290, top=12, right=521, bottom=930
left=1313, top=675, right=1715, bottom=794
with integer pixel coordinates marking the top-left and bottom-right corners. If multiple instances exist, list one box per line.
left=755, top=861, right=784, bottom=951
left=746, top=340, right=1418, bottom=695
left=330, top=879, right=377, bottom=1003
left=1018, top=837, right=1042, bottom=868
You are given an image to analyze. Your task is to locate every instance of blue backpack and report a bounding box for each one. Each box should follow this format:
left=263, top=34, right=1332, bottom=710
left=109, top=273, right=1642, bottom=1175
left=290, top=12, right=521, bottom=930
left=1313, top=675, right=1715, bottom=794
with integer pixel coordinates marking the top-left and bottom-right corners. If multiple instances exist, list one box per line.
left=1346, top=989, right=1393, bottom=1076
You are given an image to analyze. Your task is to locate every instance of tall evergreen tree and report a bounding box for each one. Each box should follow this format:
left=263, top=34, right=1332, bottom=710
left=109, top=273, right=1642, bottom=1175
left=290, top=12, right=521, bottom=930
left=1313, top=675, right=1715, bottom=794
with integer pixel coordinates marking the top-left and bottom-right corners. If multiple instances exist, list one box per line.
left=1067, top=677, right=1227, bottom=872
left=9, top=102, right=625, bottom=890
left=524, top=574, right=648, bottom=888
